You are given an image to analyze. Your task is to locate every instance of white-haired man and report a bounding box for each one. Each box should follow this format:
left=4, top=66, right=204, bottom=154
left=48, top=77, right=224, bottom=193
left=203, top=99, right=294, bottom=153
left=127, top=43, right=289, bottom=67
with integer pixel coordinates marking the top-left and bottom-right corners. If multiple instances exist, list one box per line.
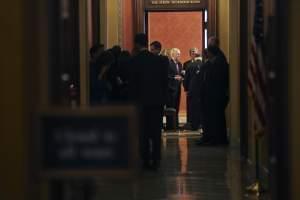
left=166, top=48, right=183, bottom=130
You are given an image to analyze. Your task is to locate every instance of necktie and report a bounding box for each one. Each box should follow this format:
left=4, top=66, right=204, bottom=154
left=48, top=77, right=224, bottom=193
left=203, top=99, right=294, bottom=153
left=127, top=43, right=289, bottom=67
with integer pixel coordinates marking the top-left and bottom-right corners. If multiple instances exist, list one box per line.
left=176, top=62, right=179, bottom=73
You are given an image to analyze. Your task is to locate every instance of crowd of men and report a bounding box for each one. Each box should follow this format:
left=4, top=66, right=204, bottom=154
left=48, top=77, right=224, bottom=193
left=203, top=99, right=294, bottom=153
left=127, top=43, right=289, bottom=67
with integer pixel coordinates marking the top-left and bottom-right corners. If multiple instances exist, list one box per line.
left=90, top=33, right=229, bottom=170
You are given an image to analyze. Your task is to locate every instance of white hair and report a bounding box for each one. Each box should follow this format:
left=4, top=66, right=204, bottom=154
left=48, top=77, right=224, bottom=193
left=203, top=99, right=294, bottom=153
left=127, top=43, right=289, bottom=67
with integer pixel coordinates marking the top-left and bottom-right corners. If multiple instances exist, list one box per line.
left=170, top=48, right=181, bottom=59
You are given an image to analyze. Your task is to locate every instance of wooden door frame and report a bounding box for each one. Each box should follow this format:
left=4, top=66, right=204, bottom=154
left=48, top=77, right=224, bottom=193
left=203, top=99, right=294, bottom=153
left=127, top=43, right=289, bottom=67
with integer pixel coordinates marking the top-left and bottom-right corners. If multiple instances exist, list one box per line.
left=133, top=0, right=216, bottom=38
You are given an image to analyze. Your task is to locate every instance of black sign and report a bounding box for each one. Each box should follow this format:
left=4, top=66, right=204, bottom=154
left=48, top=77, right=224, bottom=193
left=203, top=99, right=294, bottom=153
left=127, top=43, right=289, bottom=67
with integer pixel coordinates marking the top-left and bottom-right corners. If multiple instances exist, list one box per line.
left=150, top=0, right=202, bottom=4
left=145, top=0, right=208, bottom=10
left=37, top=107, right=138, bottom=177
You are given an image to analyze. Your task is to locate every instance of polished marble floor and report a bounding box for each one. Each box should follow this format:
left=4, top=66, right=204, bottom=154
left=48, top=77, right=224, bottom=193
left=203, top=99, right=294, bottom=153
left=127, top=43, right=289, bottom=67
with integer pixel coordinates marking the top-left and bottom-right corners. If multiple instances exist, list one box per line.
left=55, top=132, right=268, bottom=200
left=88, top=134, right=269, bottom=200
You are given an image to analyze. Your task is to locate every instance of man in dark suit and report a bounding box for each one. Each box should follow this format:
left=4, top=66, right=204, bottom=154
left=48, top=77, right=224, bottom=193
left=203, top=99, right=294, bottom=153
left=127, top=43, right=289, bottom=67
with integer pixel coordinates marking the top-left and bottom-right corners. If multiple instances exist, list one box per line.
left=166, top=48, right=183, bottom=130
left=183, top=48, right=202, bottom=130
left=150, top=41, right=162, bottom=56
left=150, top=41, right=170, bottom=77
left=150, top=41, right=172, bottom=130
left=129, top=34, right=168, bottom=169
left=196, top=43, right=229, bottom=145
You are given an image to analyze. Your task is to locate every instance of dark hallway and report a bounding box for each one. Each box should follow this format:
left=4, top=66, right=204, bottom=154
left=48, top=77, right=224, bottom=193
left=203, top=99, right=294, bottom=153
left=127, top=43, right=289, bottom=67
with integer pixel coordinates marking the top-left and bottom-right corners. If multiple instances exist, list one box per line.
left=1, top=0, right=300, bottom=200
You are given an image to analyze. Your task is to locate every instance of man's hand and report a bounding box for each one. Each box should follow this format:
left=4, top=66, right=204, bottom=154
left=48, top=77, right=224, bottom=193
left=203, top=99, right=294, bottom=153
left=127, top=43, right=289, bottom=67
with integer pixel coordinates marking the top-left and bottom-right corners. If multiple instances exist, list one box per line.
left=174, top=75, right=183, bottom=81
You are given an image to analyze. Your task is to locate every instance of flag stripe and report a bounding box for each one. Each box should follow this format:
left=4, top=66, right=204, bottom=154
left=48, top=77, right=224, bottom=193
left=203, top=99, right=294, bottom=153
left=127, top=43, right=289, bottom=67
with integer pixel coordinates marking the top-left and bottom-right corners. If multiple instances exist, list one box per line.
left=247, top=0, right=268, bottom=133
left=247, top=79, right=267, bottom=126
left=251, top=40, right=268, bottom=92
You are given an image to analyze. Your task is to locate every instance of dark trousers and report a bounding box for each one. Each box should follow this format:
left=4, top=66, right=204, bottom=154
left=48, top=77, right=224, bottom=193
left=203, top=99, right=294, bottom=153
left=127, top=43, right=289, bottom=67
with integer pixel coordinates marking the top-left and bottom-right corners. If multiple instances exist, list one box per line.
left=140, top=106, right=164, bottom=162
left=186, top=93, right=191, bottom=124
left=202, top=100, right=228, bottom=143
left=166, top=88, right=181, bottom=129
left=190, top=96, right=202, bottom=130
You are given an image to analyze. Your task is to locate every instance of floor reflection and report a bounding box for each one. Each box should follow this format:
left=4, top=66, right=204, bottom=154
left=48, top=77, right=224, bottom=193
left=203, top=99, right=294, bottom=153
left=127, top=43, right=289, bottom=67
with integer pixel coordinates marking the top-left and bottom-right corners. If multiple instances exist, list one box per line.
left=172, top=137, right=193, bottom=200
left=162, top=136, right=167, bottom=150
left=89, top=134, right=269, bottom=200
left=178, top=137, right=188, bottom=174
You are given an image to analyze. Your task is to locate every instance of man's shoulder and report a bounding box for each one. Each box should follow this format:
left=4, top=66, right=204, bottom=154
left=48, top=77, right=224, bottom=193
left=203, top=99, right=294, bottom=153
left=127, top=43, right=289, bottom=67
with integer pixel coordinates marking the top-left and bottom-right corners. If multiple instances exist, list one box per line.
left=132, top=50, right=151, bottom=60
left=202, top=60, right=212, bottom=68
left=212, top=55, right=228, bottom=67
left=158, top=54, right=169, bottom=60
left=156, top=55, right=169, bottom=64
left=184, top=60, right=191, bottom=65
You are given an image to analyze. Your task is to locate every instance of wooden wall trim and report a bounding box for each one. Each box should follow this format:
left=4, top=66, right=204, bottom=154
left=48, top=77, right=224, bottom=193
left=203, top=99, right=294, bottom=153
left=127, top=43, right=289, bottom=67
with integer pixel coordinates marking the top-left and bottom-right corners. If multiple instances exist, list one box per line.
left=208, top=0, right=216, bottom=37
left=133, top=0, right=145, bottom=33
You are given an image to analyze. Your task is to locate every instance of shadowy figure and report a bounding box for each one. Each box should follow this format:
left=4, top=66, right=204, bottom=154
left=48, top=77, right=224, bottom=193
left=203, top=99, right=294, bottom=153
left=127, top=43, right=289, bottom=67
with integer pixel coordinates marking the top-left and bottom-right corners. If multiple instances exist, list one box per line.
left=90, top=50, right=115, bottom=105
left=129, top=34, right=168, bottom=170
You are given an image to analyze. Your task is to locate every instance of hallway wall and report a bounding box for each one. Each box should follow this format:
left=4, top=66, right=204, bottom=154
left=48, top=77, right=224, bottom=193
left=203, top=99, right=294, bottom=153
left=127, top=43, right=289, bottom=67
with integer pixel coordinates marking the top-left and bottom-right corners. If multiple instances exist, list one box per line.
left=0, top=1, right=28, bottom=199
left=100, top=0, right=107, bottom=47
left=217, top=0, right=229, bottom=58
left=289, top=1, right=300, bottom=199
left=122, top=0, right=134, bottom=51
left=107, top=0, right=121, bottom=47
left=217, top=0, right=241, bottom=146
left=101, top=0, right=121, bottom=48
left=228, top=0, right=241, bottom=146
left=100, top=0, right=133, bottom=51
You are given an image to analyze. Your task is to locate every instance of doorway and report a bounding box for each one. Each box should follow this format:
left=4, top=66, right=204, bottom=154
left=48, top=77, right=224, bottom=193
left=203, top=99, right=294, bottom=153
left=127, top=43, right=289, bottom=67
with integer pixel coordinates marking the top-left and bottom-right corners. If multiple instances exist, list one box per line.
left=146, top=11, right=205, bottom=124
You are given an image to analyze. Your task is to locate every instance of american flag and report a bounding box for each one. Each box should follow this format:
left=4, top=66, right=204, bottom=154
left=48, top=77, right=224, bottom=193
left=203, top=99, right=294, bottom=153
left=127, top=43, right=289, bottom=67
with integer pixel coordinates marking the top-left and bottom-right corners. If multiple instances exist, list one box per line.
left=248, top=0, right=268, bottom=134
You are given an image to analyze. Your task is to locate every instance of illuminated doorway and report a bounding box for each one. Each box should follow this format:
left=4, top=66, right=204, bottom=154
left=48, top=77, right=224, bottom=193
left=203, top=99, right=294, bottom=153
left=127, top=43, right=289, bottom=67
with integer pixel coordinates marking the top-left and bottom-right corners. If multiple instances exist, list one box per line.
left=147, top=11, right=206, bottom=123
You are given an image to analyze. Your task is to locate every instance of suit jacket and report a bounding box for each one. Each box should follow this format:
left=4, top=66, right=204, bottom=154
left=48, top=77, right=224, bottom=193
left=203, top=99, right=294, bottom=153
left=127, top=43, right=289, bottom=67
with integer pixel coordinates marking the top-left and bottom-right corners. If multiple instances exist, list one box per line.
left=183, top=60, right=191, bottom=71
left=128, top=50, right=168, bottom=106
left=201, top=53, right=229, bottom=108
left=183, top=59, right=202, bottom=92
left=168, top=59, right=183, bottom=94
